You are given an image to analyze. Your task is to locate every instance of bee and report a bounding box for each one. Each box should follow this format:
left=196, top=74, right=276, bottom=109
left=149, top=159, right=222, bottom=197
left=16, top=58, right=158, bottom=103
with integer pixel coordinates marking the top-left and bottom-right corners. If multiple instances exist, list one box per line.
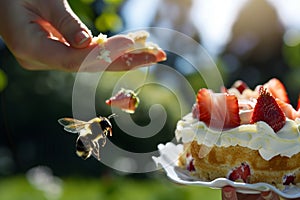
left=58, top=114, right=115, bottom=161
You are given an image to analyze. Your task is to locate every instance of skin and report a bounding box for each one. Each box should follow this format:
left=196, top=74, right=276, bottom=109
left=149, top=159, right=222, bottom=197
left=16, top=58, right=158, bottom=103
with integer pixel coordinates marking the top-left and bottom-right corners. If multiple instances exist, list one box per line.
left=0, top=0, right=166, bottom=71
left=222, top=186, right=300, bottom=200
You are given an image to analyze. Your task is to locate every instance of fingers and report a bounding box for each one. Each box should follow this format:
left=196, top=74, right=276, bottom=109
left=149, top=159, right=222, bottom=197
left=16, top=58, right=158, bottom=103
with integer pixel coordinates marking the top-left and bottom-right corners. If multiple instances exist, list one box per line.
left=222, top=186, right=238, bottom=200
left=13, top=29, right=165, bottom=71
left=103, top=37, right=167, bottom=71
left=77, top=36, right=166, bottom=72
left=35, top=20, right=67, bottom=44
left=106, top=52, right=161, bottom=71
left=260, top=191, right=280, bottom=200
left=130, top=48, right=167, bottom=63
left=0, top=0, right=166, bottom=71
left=19, top=21, right=95, bottom=70
left=222, top=186, right=281, bottom=200
left=43, top=0, right=92, bottom=48
left=84, top=50, right=166, bottom=72
left=102, top=35, right=135, bottom=59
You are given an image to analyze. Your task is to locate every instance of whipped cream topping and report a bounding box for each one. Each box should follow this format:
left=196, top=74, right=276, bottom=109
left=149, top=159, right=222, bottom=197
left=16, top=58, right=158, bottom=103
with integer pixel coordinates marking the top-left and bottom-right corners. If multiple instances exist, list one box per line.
left=175, top=113, right=300, bottom=161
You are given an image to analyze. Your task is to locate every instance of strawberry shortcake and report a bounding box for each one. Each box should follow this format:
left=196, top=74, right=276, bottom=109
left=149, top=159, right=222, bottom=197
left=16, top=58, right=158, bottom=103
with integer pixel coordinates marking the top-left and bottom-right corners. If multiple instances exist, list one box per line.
left=176, top=78, right=300, bottom=187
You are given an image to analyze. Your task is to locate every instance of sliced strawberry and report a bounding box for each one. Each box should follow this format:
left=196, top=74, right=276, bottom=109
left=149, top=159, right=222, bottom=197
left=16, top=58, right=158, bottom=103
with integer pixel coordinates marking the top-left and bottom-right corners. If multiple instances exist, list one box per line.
left=220, top=86, right=228, bottom=93
left=276, top=98, right=300, bottom=120
left=232, top=80, right=249, bottom=94
left=106, top=88, right=139, bottom=114
left=264, top=78, right=290, bottom=104
left=196, top=88, right=212, bottom=124
left=228, top=163, right=251, bottom=183
left=251, top=87, right=286, bottom=132
left=196, top=88, right=240, bottom=130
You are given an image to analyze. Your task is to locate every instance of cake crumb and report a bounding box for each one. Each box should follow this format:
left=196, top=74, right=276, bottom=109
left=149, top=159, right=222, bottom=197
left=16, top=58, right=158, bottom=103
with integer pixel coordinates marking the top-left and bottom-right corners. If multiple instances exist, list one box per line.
left=93, top=33, right=108, bottom=44
left=122, top=54, right=133, bottom=67
left=97, top=47, right=112, bottom=63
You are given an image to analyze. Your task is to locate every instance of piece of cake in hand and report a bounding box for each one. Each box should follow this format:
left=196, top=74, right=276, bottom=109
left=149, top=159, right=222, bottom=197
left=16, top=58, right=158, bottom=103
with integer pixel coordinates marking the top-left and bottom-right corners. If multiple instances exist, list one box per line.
left=176, top=78, right=300, bottom=187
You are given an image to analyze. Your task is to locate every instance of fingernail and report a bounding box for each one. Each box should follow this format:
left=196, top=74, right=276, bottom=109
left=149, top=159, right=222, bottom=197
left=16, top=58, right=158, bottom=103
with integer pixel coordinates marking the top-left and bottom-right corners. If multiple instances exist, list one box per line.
left=75, top=30, right=90, bottom=45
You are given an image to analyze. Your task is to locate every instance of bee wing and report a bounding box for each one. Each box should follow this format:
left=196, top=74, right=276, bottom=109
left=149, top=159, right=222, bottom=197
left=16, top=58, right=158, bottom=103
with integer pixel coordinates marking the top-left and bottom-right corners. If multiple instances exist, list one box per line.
left=58, top=118, right=86, bottom=126
left=58, top=118, right=90, bottom=133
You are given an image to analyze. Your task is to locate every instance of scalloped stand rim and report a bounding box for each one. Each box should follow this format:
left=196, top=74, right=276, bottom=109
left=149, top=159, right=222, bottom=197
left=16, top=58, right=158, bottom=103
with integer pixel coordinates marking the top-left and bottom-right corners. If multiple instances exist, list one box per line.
left=152, top=142, right=300, bottom=199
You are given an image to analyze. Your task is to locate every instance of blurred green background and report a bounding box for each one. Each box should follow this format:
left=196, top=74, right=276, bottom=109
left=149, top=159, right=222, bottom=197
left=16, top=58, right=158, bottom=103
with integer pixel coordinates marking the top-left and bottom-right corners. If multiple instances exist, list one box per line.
left=1, top=0, right=300, bottom=199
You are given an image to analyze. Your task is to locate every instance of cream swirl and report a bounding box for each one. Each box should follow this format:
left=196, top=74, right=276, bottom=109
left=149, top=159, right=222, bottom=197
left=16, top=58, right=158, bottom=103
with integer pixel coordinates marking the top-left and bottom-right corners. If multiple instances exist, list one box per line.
left=175, top=113, right=300, bottom=161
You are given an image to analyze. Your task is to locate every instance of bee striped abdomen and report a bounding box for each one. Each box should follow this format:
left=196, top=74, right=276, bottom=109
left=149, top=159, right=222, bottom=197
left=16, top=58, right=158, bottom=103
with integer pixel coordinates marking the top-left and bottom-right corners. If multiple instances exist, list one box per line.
left=76, top=136, right=92, bottom=160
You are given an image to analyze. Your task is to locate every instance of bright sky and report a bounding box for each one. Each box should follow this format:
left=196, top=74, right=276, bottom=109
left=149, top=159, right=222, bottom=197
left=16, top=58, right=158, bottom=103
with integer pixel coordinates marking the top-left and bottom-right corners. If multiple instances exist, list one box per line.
left=122, top=0, right=300, bottom=55
left=190, top=0, right=248, bottom=55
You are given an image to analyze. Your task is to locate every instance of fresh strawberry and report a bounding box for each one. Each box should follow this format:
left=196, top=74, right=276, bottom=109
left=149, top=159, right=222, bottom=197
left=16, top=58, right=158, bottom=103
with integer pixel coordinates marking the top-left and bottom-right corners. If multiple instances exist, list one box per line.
left=283, top=174, right=295, bottom=185
left=264, top=78, right=290, bottom=103
left=251, top=87, right=286, bottom=132
left=196, top=88, right=240, bottom=130
left=185, top=153, right=195, bottom=171
left=232, top=80, right=249, bottom=94
left=228, top=163, right=251, bottom=183
left=187, top=159, right=195, bottom=172
left=106, top=88, right=139, bottom=114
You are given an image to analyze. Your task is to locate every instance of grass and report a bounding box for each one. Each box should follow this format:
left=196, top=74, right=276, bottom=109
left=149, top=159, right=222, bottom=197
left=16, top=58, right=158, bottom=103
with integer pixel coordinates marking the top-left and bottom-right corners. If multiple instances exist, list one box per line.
left=0, top=175, right=221, bottom=200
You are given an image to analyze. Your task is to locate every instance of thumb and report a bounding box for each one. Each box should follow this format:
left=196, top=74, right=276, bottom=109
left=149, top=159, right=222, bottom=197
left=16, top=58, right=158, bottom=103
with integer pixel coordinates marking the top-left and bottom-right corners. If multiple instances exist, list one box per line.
left=46, top=0, right=92, bottom=48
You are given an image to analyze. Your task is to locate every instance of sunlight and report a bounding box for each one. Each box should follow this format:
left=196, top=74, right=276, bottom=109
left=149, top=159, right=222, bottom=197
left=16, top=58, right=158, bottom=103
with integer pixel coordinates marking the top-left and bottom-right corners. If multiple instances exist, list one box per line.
left=191, top=0, right=248, bottom=55
left=121, top=0, right=160, bottom=29
left=122, top=0, right=300, bottom=56
left=268, top=0, right=300, bottom=28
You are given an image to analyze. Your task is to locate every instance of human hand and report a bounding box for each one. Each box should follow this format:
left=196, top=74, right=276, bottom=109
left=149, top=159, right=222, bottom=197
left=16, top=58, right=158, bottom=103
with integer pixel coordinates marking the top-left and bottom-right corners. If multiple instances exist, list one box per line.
left=0, top=0, right=166, bottom=71
left=222, top=186, right=280, bottom=200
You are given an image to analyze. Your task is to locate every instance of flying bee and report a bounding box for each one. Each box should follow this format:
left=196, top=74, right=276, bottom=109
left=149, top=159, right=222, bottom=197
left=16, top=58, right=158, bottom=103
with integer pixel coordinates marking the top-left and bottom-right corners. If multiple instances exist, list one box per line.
left=58, top=114, right=116, bottom=161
